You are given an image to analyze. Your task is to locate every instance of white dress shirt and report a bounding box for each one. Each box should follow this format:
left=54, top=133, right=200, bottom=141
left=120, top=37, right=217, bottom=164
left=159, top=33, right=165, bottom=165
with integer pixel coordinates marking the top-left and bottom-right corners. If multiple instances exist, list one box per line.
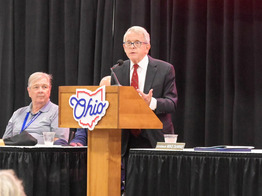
left=130, top=55, right=157, bottom=110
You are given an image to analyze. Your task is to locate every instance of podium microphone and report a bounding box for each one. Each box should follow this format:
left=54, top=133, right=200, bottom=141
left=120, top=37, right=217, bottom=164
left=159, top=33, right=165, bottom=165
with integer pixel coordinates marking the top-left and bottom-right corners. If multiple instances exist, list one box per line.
left=110, top=59, right=123, bottom=86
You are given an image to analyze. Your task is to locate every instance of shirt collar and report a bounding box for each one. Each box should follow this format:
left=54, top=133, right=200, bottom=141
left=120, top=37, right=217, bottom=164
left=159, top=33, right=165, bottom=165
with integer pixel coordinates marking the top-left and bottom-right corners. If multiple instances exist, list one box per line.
left=130, top=55, right=149, bottom=70
left=28, top=100, right=51, bottom=114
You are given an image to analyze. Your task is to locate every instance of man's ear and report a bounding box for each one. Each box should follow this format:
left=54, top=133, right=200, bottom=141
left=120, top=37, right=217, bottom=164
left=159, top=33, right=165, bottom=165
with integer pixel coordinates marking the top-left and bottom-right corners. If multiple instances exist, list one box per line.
left=146, top=44, right=151, bottom=52
left=27, top=87, right=31, bottom=98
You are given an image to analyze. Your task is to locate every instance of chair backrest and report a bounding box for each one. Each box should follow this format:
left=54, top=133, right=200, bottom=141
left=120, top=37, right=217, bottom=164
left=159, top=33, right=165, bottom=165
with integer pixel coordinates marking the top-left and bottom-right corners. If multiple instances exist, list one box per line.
left=68, top=128, right=76, bottom=143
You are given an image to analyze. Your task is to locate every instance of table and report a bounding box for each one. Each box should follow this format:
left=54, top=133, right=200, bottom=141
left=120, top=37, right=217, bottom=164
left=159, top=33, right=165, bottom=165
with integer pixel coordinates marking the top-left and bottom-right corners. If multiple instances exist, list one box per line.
left=126, top=149, right=262, bottom=196
left=0, top=146, right=87, bottom=196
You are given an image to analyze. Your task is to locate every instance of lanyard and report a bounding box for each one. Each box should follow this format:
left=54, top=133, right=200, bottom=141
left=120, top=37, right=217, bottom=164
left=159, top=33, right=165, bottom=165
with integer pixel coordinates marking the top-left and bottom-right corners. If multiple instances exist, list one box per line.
left=20, top=111, right=42, bottom=133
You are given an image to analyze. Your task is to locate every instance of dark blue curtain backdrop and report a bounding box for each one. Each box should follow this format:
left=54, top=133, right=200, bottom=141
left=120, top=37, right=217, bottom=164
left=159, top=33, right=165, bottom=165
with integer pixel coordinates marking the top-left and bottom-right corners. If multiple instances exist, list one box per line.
left=0, top=0, right=262, bottom=148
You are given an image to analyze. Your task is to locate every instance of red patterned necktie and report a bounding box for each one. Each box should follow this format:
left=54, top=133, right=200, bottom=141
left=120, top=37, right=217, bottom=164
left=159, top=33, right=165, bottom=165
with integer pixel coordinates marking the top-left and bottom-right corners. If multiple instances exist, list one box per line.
left=130, top=64, right=141, bottom=137
left=131, top=64, right=139, bottom=89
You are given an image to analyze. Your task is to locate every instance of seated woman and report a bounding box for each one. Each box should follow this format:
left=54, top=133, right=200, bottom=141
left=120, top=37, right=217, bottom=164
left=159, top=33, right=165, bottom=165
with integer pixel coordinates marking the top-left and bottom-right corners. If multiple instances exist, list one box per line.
left=3, top=72, right=69, bottom=144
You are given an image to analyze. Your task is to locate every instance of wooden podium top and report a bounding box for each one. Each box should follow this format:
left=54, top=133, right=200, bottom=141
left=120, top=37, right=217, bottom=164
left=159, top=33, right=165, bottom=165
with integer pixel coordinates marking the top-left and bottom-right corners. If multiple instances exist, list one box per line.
left=59, top=86, right=162, bottom=130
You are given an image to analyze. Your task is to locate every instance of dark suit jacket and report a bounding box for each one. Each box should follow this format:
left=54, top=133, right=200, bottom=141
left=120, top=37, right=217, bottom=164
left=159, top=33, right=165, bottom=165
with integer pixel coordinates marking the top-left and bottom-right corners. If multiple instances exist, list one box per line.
left=111, top=55, right=178, bottom=155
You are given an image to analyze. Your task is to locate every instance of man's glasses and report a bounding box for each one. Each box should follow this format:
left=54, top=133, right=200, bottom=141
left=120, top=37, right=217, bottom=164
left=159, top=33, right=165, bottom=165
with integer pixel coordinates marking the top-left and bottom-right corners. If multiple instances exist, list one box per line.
left=123, top=41, right=148, bottom=48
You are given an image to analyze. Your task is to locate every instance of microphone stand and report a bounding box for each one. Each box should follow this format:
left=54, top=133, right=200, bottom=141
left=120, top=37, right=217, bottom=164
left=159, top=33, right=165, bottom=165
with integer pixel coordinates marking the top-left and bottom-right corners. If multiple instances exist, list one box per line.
left=110, top=67, right=121, bottom=86
left=110, top=59, right=123, bottom=86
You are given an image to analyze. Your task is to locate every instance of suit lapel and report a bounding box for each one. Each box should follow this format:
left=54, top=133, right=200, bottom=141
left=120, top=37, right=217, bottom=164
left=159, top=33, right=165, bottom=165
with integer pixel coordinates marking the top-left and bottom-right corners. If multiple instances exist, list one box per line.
left=118, top=61, right=130, bottom=86
left=144, top=57, right=157, bottom=93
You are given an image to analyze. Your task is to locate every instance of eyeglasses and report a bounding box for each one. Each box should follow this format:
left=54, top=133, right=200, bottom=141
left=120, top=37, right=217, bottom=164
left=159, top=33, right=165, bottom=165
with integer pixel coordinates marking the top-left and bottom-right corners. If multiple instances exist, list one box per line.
left=123, top=41, right=148, bottom=48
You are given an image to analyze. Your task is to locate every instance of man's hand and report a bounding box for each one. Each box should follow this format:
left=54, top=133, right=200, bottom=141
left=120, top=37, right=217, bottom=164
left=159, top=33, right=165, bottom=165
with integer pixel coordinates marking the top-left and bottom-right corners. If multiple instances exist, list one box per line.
left=137, top=89, right=153, bottom=106
left=70, top=142, right=84, bottom=146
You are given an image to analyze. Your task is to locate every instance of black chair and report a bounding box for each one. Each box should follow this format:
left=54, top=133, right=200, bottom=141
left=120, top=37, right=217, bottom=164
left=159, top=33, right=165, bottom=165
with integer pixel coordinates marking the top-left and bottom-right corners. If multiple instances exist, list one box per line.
left=68, top=128, right=76, bottom=143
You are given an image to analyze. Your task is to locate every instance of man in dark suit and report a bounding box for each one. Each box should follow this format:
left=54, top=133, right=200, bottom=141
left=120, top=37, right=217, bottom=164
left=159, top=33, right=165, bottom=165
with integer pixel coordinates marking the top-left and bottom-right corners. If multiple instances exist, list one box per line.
left=111, top=26, right=178, bottom=154
left=112, top=28, right=177, bottom=192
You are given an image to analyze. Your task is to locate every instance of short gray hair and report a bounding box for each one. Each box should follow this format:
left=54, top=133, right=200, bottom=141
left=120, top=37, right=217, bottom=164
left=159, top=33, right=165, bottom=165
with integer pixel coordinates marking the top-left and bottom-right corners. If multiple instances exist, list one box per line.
left=28, top=72, right=52, bottom=88
left=0, top=170, right=26, bottom=196
left=123, top=26, right=150, bottom=44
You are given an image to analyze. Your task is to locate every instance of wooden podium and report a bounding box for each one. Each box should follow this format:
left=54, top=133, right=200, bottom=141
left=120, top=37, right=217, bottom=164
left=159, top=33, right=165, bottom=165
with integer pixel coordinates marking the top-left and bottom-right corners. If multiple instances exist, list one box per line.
left=58, top=86, right=162, bottom=196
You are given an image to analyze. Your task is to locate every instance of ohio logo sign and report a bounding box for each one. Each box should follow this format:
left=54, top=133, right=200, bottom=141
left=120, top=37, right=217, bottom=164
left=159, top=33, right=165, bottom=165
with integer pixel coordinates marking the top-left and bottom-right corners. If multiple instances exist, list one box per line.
left=69, top=86, right=109, bottom=130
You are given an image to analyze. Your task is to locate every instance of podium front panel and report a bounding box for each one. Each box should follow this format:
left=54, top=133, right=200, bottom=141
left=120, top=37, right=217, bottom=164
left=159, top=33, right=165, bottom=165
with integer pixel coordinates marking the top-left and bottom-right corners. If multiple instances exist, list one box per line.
left=59, top=86, right=119, bottom=129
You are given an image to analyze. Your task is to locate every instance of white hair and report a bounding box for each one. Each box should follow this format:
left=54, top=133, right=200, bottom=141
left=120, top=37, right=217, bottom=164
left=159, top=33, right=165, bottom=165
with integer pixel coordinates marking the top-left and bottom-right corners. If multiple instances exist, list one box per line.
left=0, top=170, right=26, bottom=196
left=28, top=72, right=52, bottom=88
left=123, top=26, right=150, bottom=44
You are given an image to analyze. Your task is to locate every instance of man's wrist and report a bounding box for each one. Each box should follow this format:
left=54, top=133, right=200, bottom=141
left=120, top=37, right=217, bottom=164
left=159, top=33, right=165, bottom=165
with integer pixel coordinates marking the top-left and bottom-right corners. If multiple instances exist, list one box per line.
left=149, top=97, right=157, bottom=110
